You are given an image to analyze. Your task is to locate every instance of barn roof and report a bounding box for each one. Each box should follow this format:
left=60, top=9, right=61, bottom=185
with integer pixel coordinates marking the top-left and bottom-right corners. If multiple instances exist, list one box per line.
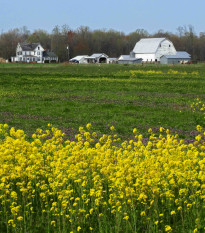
left=133, top=38, right=166, bottom=54
left=162, top=51, right=191, bottom=59
left=20, top=42, right=41, bottom=51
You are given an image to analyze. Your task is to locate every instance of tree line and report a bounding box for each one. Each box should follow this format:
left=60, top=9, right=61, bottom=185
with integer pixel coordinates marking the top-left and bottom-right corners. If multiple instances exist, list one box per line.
left=0, top=25, right=204, bottom=62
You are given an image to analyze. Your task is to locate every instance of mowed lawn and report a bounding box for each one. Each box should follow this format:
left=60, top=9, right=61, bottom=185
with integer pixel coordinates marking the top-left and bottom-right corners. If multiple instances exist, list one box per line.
left=0, top=63, right=205, bottom=139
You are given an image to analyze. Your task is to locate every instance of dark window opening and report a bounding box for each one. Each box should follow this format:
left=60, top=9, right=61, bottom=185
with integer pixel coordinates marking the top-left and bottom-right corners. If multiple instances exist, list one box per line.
left=99, top=57, right=107, bottom=63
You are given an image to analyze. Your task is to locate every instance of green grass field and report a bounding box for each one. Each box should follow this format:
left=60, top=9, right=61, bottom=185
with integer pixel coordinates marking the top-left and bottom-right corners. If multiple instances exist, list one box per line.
left=0, top=63, right=205, bottom=139
left=0, top=63, right=205, bottom=233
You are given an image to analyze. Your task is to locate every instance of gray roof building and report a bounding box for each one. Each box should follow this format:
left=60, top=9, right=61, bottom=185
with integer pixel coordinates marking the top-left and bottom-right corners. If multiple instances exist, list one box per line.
left=118, top=55, right=142, bottom=64
left=160, top=51, right=191, bottom=64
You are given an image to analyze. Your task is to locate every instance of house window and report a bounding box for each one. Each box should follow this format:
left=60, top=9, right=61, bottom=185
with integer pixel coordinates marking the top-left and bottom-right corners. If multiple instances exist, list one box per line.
left=169, top=45, right=171, bottom=47
left=38, top=46, right=40, bottom=50
left=37, top=52, right=40, bottom=55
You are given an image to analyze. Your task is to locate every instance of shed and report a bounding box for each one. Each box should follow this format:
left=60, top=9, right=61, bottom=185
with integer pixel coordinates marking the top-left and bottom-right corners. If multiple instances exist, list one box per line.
left=90, top=53, right=109, bottom=63
left=160, top=51, right=191, bottom=64
left=69, top=55, right=88, bottom=64
left=108, top=58, right=118, bottom=64
left=118, top=55, right=142, bottom=64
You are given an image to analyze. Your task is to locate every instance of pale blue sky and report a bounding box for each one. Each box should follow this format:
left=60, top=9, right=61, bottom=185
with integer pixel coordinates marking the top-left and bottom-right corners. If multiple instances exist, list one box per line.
left=0, top=0, right=204, bottom=35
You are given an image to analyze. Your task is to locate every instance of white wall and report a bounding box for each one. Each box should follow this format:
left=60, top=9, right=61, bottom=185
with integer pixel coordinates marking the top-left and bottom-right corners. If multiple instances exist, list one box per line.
left=155, top=40, right=176, bottom=61
left=135, top=53, right=155, bottom=62
left=34, top=45, right=44, bottom=63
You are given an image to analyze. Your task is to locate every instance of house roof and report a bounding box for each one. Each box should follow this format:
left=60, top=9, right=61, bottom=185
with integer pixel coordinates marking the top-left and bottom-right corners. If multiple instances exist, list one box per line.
left=84, top=56, right=96, bottom=59
left=43, top=51, right=58, bottom=57
left=118, top=55, right=142, bottom=61
left=162, top=51, right=191, bottom=59
left=108, top=58, right=117, bottom=61
left=133, top=38, right=166, bottom=54
left=91, top=53, right=108, bottom=58
left=20, top=42, right=41, bottom=51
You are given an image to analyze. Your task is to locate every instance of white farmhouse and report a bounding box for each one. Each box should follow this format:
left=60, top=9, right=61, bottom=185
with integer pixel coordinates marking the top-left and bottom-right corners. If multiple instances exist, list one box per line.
left=131, top=38, right=176, bottom=62
left=11, top=42, right=58, bottom=63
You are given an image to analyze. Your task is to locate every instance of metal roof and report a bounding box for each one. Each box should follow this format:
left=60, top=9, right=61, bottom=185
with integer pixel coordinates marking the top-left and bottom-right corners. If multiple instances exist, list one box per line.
left=91, top=53, right=108, bottom=58
left=70, top=55, right=88, bottom=61
left=108, top=58, right=117, bottom=61
left=118, top=55, right=142, bottom=61
left=162, top=51, right=191, bottom=59
left=133, top=38, right=166, bottom=54
left=84, top=56, right=96, bottom=59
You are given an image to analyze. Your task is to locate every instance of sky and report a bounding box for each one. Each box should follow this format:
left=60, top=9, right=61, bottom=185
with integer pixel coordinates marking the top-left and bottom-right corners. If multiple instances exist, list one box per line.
left=0, top=0, right=205, bottom=35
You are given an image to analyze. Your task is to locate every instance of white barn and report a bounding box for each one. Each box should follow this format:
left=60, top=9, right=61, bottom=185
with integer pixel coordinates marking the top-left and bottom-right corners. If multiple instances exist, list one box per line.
left=131, top=38, right=176, bottom=62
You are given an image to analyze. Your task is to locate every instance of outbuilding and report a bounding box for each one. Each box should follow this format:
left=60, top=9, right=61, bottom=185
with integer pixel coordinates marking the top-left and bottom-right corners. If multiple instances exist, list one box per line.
left=160, top=51, right=191, bottom=64
left=118, top=55, right=142, bottom=64
left=69, top=55, right=88, bottom=64
left=90, top=53, right=109, bottom=63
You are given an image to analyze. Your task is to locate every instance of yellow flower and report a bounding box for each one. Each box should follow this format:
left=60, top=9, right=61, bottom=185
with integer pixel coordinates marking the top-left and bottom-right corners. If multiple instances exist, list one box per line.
left=123, top=216, right=129, bottom=220
left=165, top=225, right=172, bottom=232
left=86, top=123, right=92, bottom=130
left=171, top=210, right=176, bottom=215
left=110, top=126, right=115, bottom=131
left=77, top=226, right=81, bottom=231
left=17, top=216, right=23, bottom=221
left=133, top=128, right=137, bottom=134
left=51, top=221, right=56, bottom=226
left=140, top=211, right=146, bottom=216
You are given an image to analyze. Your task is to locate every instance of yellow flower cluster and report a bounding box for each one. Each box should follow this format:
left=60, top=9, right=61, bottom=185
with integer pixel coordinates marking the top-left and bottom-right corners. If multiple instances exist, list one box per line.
left=130, top=70, right=163, bottom=78
left=0, top=123, right=205, bottom=232
left=191, top=98, right=205, bottom=114
left=129, top=69, right=199, bottom=78
left=191, top=98, right=205, bottom=125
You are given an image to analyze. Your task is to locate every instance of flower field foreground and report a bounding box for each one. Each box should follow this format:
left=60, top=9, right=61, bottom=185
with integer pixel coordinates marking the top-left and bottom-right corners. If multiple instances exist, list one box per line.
left=0, top=124, right=205, bottom=233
